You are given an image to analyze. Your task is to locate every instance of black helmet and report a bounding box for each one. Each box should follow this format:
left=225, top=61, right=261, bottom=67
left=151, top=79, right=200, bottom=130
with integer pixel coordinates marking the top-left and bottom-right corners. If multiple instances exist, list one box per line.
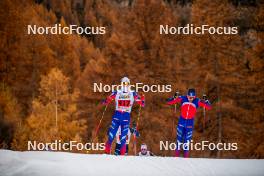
left=187, top=88, right=196, bottom=97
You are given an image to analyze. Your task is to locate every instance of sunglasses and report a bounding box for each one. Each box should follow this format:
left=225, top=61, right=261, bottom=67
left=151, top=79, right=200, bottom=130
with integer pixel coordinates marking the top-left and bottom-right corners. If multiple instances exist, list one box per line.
left=187, top=96, right=195, bottom=99
left=122, top=82, right=130, bottom=86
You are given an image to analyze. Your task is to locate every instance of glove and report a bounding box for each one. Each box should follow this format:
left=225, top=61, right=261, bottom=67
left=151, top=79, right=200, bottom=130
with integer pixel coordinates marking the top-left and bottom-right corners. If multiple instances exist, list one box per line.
left=201, top=99, right=210, bottom=104
left=166, top=97, right=174, bottom=102
left=102, top=99, right=108, bottom=105
left=140, top=94, right=145, bottom=101
left=174, top=91, right=180, bottom=98
left=205, top=99, right=210, bottom=104
left=131, top=127, right=136, bottom=134
left=131, top=127, right=140, bottom=137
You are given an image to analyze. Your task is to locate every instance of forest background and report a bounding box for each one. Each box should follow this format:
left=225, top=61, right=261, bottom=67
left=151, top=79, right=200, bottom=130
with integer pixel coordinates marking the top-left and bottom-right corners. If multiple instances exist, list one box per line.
left=0, top=0, right=263, bottom=158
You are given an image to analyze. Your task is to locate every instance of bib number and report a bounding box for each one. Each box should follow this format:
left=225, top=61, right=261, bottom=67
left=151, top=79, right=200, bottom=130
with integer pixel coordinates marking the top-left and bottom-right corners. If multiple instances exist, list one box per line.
left=118, top=100, right=130, bottom=107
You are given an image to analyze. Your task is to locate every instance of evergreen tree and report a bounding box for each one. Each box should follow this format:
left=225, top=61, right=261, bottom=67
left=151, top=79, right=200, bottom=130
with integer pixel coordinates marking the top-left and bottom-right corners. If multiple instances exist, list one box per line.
left=12, top=68, right=86, bottom=151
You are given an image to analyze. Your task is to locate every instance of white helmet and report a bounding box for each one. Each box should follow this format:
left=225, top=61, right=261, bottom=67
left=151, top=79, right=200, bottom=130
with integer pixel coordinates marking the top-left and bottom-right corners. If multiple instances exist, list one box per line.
left=121, top=77, right=130, bottom=84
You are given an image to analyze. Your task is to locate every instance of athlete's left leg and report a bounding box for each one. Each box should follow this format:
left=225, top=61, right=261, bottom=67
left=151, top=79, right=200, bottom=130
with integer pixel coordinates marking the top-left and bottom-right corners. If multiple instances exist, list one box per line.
left=175, top=116, right=185, bottom=157
left=119, top=112, right=130, bottom=155
left=105, top=111, right=121, bottom=154
left=183, top=119, right=194, bottom=158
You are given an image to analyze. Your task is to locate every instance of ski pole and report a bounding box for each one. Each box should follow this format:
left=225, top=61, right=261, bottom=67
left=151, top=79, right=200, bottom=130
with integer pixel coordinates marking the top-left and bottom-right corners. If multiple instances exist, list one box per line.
left=133, top=105, right=142, bottom=155
left=172, top=92, right=179, bottom=135
left=202, top=94, right=207, bottom=133
left=93, top=105, right=108, bottom=141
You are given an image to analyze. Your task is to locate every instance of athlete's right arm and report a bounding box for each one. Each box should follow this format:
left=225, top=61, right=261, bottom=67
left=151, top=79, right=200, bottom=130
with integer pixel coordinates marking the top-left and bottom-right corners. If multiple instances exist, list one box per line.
left=133, top=92, right=145, bottom=107
left=102, top=91, right=117, bottom=105
left=166, top=96, right=182, bottom=105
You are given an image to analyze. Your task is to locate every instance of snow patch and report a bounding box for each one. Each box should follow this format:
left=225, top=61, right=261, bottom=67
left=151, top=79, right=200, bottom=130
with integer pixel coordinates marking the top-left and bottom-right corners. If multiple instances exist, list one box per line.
left=0, top=150, right=263, bottom=176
